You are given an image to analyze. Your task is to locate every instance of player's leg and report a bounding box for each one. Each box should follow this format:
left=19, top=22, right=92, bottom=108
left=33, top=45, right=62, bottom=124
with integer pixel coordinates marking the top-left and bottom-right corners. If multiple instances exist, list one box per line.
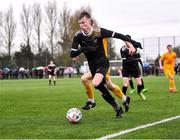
left=164, top=68, right=171, bottom=91
left=167, top=68, right=177, bottom=92
left=106, top=77, right=126, bottom=100
left=138, top=61, right=148, bottom=93
left=171, top=68, right=177, bottom=92
left=49, top=75, right=52, bottom=85
left=129, top=77, right=134, bottom=89
left=53, top=76, right=56, bottom=85
left=105, top=72, right=125, bottom=99
left=81, top=72, right=96, bottom=110
left=135, top=77, right=146, bottom=100
left=129, top=77, right=135, bottom=94
left=122, top=77, right=129, bottom=95
left=81, top=72, right=94, bottom=100
left=121, top=65, right=130, bottom=95
left=132, top=61, right=146, bottom=100
left=92, top=73, right=123, bottom=118
left=106, top=76, right=130, bottom=112
left=164, top=68, right=174, bottom=92
left=141, top=78, right=148, bottom=93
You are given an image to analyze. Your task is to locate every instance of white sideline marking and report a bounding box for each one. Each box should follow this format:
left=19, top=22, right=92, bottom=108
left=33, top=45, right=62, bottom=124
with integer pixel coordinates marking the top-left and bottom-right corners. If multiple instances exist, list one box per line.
left=96, top=115, right=180, bottom=140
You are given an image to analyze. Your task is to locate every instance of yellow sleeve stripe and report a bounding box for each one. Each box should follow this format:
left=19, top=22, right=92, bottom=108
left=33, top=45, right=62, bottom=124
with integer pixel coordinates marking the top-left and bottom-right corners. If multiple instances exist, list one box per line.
left=103, top=38, right=108, bottom=57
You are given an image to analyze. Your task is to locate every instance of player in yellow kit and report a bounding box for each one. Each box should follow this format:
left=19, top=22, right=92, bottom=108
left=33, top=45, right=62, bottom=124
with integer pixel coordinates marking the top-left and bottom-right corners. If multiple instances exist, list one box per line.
left=159, top=44, right=177, bottom=93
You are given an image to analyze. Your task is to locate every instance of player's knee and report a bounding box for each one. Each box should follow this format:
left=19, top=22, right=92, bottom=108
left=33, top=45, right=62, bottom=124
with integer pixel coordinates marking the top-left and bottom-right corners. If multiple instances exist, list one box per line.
left=123, top=83, right=128, bottom=87
left=123, top=81, right=129, bottom=87
left=92, top=82, right=99, bottom=88
left=123, top=78, right=129, bottom=86
left=105, top=80, right=114, bottom=90
left=92, top=80, right=101, bottom=88
left=107, top=85, right=113, bottom=90
left=137, top=81, right=142, bottom=86
left=81, top=75, right=85, bottom=81
left=106, top=83, right=114, bottom=90
left=169, top=77, right=174, bottom=80
left=81, top=75, right=87, bottom=83
left=168, top=75, right=174, bottom=80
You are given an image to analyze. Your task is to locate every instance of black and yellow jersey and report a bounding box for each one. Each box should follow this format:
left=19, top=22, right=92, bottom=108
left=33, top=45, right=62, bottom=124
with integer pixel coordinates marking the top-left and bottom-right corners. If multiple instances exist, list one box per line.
left=70, top=27, right=138, bottom=70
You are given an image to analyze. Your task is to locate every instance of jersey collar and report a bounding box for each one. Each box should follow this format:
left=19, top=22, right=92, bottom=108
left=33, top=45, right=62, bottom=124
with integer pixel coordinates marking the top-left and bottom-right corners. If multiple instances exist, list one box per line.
left=81, top=27, right=93, bottom=36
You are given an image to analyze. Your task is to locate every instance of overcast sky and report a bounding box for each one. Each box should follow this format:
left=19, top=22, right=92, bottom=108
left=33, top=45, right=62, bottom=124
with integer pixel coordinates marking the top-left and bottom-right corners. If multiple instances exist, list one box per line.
left=1, top=0, right=180, bottom=58
left=1, top=0, right=180, bottom=37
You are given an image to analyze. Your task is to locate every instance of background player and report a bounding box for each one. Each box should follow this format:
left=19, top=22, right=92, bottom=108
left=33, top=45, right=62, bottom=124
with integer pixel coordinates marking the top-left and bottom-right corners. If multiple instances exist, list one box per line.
left=120, top=40, right=146, bottom=100
left=48, top=60, right=56, bottom=86
left=159, top=44, right=177, bottom=93
left=127, top=35, right=148, bottom=95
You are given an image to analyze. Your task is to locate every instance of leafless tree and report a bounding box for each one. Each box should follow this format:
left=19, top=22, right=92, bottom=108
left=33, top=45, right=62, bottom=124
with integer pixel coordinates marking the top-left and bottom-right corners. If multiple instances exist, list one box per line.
left=58, top=3, right=71, bottom=42
left=44, top=0, right=58, bottom=59
left=20, top=3, right=33, bottom=48
left=55, top=3, right=72, bottom=65
left=32, top=2, right=42, bottom=54
left=2, top=5, right=16, bottom=59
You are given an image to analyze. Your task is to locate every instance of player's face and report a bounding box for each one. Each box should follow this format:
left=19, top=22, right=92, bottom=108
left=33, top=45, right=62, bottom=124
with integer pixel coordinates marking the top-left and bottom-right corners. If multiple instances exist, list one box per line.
left=78, top=16, right=91, bottom=32
left=167, top=46, right=172, bottom=53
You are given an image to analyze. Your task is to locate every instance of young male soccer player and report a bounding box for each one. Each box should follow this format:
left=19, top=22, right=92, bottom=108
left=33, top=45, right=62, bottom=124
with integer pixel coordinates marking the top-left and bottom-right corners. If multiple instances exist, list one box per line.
left=70, top=11, right=139, bottom=117
left=159, top=44, right=177, bottom=93
left=126, top=35, right=148, bottom=95
left=78, top=38, right=130, bottom=112
left=120, top=40, right=146, bottom=100
left=48, top=60, right=56, bottom=86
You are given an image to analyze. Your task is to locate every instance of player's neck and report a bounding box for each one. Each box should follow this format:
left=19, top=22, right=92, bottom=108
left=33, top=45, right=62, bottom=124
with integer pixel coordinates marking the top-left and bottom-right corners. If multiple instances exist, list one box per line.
left=82, top=26, right=93, bottom=36
left=168, top=51, right=172, bottom=54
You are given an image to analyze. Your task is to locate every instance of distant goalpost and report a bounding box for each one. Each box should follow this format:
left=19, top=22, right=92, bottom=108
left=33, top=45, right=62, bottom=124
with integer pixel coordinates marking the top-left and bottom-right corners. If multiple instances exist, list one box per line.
left=82, top=60, right=122, bottom=77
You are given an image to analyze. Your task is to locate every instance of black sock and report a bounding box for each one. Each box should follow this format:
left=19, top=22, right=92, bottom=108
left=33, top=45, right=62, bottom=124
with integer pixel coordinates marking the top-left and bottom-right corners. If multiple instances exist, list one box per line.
left=141, top=79, right=144, bottom=89
left=49, top=80, right=51, bottom=85
left=95, top=82, right=118, bottom=110
left=54, top=81, right=56, bottom=85
left=137, top=85, right=143, bottom=94
left=129, top=80, right=134, bottom=89
left=122, top=86, right=128, bottom=95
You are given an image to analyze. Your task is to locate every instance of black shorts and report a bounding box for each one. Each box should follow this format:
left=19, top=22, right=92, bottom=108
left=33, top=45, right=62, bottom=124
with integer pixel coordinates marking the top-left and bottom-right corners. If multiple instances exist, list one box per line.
left=122, top=61, right=141, bottom=78
left=48, top=71, right=55, bottom=76
left=89, top=59, right=109, bottom=78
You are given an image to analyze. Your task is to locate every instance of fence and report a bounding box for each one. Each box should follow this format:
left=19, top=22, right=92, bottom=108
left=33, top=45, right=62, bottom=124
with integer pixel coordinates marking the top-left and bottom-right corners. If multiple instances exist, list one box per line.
left=136, top=36, right=180, bottom=62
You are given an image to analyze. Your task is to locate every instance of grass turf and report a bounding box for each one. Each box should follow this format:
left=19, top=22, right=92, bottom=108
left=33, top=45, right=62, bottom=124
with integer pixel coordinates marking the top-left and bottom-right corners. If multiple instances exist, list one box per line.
left=0, top=76, right=180, bottom=139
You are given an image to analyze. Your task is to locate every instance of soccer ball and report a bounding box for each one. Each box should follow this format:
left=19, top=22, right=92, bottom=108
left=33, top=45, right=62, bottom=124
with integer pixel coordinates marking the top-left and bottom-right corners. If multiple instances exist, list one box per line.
left=66, top=108, right=82, bottom=123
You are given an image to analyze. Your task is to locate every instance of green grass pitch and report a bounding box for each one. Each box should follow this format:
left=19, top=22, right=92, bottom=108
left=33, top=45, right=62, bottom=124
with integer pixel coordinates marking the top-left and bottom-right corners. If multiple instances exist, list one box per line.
left=0, top=76, right=180, bottom=139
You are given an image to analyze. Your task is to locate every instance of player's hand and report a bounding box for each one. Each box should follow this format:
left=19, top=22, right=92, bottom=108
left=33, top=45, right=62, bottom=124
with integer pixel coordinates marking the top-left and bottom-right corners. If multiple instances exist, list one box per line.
left=129, top=46, right=136, bottom=55
left=160, top=66, right=163, bottom=71
left=173, top=63, right=175, bottom=68
left=125, top=41, right=136, bottom=55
